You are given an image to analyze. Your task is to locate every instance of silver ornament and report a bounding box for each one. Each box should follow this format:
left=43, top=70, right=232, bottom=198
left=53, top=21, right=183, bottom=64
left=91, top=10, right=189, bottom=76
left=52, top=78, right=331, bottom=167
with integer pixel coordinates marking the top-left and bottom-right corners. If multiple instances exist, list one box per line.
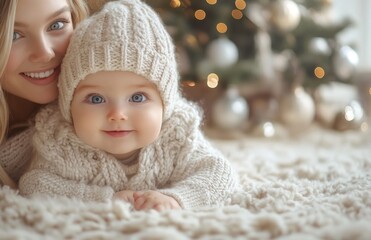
left=333, top=45, right=359, bottom=81
left=279, top=86, right=315, bottom=130
left=333, top=100, right=365, bottom=131
left=206, top=38, right=239, bottom=68
left=308, top=37, right=331, bottom=56
left=269, top=0, right=301, bottom=32
left=211, top=87, right=249, bottom=130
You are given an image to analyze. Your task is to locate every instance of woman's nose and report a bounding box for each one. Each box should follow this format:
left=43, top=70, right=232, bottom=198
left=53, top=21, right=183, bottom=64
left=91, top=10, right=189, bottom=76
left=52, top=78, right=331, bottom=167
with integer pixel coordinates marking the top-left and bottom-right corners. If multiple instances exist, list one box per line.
left=29, top=35, right=55, bottom=63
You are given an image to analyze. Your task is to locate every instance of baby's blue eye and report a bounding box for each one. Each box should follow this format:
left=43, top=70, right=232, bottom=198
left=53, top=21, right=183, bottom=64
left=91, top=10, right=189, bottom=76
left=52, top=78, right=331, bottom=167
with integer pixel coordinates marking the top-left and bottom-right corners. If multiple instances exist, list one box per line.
left=130, top=93, right=147, bottom=103
left=88, top=95, right=105, bottom=104
left=49, top=21, right=64, bottom=31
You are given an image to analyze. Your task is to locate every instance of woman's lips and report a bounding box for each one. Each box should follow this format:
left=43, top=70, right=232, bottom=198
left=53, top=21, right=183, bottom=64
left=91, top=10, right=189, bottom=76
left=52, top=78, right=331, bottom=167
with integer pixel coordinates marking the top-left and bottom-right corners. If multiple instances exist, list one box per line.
left=22, top=67, right=60, bottom=86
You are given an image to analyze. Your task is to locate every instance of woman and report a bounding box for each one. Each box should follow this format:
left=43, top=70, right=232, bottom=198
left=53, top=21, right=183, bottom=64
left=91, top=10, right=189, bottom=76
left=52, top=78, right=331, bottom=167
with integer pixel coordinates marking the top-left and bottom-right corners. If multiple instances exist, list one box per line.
left=0, top=0, right=91, bottom=188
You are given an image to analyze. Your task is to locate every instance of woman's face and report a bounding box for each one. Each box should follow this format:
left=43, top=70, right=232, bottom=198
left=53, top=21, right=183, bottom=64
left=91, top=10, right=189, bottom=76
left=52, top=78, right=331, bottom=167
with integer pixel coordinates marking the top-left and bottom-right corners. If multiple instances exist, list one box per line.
left=1, top=0, right=73, bottom=104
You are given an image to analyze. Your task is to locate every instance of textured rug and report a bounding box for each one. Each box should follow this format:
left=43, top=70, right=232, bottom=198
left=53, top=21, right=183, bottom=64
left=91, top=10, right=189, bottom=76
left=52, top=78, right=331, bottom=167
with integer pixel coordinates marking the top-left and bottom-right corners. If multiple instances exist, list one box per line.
left=1, top=125, right=370, bottom=239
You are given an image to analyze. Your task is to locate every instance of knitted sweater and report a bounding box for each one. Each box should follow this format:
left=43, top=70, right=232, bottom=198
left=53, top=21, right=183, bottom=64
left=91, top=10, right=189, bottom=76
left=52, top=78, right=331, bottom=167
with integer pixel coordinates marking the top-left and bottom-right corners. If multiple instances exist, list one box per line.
left=0, top=127, right=33, bottom=185
left=19, top=100, right=239, bottom=209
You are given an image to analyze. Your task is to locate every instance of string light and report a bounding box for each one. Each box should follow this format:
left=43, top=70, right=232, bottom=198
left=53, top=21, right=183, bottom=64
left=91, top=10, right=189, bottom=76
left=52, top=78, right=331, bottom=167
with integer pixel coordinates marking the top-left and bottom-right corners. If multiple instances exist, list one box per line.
left=170, top=0, right=181, bottom=8
left=206, top=0, right=217, bottom=5
left=314, top=66, right=325, bottom=79
left=216, top=22, right=228, bottom=33
left=235, top=0, right=246, bottom=10
left=195, top=9, right=206, bottom=20
left=231, top=9, right=243, bottom=20
left=183, top=80, right=196, bottom=87
left=207, top=73, right=219, bottom=88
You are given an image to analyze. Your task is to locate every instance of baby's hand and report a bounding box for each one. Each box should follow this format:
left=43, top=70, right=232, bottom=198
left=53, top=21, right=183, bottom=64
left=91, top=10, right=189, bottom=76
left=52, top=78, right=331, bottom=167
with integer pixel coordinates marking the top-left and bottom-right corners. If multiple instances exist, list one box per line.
left=113, top=190, right=135, bottom=204
left=133, top=190, right=181, bottom=211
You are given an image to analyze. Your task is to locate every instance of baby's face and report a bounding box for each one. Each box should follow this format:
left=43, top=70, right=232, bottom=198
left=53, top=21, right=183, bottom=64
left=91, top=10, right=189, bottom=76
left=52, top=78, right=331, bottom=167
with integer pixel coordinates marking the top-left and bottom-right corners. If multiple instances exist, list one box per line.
left=70, top=70, right=163, bottom=159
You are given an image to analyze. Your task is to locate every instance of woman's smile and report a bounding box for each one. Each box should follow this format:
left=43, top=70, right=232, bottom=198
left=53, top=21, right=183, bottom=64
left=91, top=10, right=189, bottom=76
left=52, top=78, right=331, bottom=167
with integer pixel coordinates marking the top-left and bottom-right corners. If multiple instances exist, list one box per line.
left=21, top=67, right=60, bottom=86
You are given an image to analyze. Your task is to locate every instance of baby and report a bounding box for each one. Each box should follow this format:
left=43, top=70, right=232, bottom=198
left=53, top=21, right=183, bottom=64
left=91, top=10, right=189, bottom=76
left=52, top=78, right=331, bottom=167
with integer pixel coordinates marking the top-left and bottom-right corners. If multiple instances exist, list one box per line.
left=19, top=0, right=239, bottom=211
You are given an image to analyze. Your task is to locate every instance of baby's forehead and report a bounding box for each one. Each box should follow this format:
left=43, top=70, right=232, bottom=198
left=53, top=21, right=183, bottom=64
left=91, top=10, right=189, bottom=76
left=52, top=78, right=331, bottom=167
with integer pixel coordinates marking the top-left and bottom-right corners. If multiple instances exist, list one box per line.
left=73, top=70, right=159, bottom=92
left=82, top=70, right=150, bottom=83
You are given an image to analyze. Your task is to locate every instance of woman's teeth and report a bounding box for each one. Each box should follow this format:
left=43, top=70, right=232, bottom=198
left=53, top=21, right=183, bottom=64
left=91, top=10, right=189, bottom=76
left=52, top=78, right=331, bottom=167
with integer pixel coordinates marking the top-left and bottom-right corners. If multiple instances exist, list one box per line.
left=24, top=69, right=54, bottom=78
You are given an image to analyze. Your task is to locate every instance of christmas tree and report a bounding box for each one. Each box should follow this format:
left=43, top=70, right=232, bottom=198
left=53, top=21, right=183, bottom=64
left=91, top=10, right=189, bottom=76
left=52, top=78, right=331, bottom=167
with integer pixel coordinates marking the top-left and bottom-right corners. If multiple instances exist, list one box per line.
left=147, top=0, right=358, bottom=89
left=146, top=0, right=368, bottom=134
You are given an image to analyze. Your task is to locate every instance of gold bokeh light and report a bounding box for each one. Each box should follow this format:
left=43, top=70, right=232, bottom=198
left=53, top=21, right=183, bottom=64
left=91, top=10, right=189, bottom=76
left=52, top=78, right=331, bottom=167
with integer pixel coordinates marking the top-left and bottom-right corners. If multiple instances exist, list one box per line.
left=314, top=67, right=325, bottom=79
left=206, top=0, right=217, bottom=5
left=195, top=9, right=206, bottom=20
left=232, top=9, right=243, bottom=19
left=170, top=0, right=181, bottom=8
left=207, top=73, right=219, bottom=88
left=216, top=23, right=227, bottom=33
left=183, top=80, right=196, bottom=87
left=235, top=0, right=246, bottom=10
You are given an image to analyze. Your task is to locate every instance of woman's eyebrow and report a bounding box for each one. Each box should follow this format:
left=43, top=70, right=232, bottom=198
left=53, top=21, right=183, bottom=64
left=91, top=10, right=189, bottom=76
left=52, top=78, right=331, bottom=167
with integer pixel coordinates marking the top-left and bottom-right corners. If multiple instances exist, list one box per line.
left=14, top=6, right=70, bottom=28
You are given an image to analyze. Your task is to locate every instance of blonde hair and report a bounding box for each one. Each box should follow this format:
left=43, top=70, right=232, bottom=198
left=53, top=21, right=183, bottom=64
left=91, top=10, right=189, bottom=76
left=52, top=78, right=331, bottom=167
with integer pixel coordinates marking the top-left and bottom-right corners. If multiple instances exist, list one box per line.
left=0, top=0, right=88, bottom=187
left=69, top=0, right=90, bottom=27
left=85, top=0, right=108, bottom=14
left=0, top=0, right=16, bottom=144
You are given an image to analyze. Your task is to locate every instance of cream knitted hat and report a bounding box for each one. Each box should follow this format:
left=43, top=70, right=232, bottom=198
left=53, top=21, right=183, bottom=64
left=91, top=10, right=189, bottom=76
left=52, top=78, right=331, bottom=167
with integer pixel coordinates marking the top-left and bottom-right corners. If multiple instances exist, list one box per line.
left=58, top=0, right=179, bottom=122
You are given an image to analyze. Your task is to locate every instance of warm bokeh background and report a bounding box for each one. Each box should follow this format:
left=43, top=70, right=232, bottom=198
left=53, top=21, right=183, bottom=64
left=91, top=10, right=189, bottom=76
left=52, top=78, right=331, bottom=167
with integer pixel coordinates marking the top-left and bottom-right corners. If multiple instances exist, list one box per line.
left=147, top=0, right=370, bottom=136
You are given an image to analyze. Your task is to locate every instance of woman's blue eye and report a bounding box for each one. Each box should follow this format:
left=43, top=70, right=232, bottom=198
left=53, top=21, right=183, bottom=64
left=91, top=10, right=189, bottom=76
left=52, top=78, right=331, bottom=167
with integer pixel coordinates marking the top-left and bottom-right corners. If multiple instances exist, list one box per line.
left=88, top=95, right=105, bottom=104
left=49, top=21, right=64, bottom=31
left=130, top=93, right=147, bottom=103
left=13, top=32, right=21, bottom=41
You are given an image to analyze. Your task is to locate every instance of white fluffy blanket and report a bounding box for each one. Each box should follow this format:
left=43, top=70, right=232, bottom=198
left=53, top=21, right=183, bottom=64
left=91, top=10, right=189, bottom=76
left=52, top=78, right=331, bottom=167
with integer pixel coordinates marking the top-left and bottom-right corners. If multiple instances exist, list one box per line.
left=1, top=126, right=370, bottom=239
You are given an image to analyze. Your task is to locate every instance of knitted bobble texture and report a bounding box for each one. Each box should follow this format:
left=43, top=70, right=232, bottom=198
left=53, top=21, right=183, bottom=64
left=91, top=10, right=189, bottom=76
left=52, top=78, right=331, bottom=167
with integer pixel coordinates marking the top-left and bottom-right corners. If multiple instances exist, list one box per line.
left=58, top=0, right=179, bottom=122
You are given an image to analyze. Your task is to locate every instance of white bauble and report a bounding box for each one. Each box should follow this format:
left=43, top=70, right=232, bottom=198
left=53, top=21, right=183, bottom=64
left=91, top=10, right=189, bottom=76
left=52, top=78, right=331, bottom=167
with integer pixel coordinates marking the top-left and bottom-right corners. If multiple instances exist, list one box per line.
left=333, top=45, right=359, bottom=81
left=206, top=38, right=239, bottom=68
left=333, top=100, right=365, bottom=131
left=212, top=87, right=249, bottom=130
left=279, top=86, right=315, bottom=129
left=269, top=0, right=301, bottom=32
left=308, top=37, right=331, bottom=56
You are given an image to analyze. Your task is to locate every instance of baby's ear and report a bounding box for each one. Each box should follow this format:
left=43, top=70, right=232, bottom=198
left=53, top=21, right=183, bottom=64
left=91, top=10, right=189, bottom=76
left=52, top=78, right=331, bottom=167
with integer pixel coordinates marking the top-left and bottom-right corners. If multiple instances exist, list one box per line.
left=85, top=0, right=108, bottom=14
